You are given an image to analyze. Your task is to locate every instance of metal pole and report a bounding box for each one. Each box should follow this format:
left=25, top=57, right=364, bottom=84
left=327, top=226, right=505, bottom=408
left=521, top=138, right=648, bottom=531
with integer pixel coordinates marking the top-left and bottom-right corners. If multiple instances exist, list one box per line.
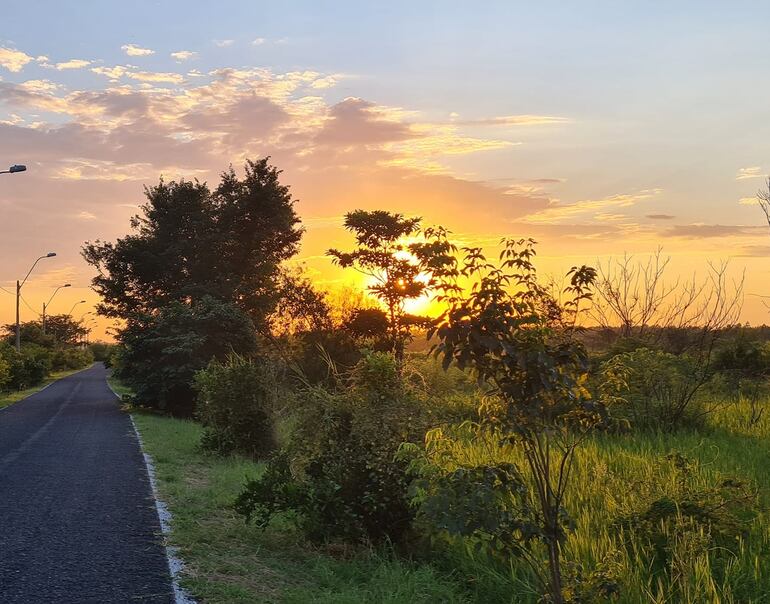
left=42, top=302, right=46, bottom=336
left=15, top=280, right=21, bottom=352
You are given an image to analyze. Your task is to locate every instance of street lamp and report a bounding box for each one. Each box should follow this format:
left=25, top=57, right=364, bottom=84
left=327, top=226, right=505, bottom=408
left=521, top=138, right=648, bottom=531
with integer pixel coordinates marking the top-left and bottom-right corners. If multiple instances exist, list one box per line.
left=42, top=283, right=71, bottom=335
left=82, top=316, right=97, bottom=347
left=16, top=252, right=57, bottom=351
left=68, top=300, right=86, bottom=316
left=0, top=164, right=26, bottom=175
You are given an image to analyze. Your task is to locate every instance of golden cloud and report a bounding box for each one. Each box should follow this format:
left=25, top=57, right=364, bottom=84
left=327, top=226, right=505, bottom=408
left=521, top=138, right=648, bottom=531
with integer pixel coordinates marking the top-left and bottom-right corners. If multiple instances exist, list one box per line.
left=121, top=44, right=155, bottom=57
left=0, top=47, right=33, bottom=72
left=55, top=59, right=91, bottom=70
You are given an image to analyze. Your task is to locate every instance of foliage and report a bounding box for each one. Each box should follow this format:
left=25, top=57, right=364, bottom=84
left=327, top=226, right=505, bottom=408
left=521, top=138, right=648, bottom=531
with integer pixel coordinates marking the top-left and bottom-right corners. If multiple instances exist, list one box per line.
left=114, top=296, right=258, bottom=416
left=425, top=237, right=603, bottom=603
left=82, top=158, right=303, bottom=332
left=328, top=212, right=452, bottom=361
left=601, top=348, right=716, bottom=430
left=712, top=335, right=770, bottom=384
left=235, top=352, right=427, bottom=544
left=0, top=346, right=9, bottom=389
left=1, top=343, right=52, bottom=390
left=4, top=316, right=89, bottom=348
left=195, top=354, right=277, bottom=457
left=268, top=266, right=333, bottom=337
left=50, top=346, right=94, bottom=371
left=343, top=307, right=390, bottom=342
left=615, top=452, right=758, bottom=599
left=88, top=342, right=116, bottom=364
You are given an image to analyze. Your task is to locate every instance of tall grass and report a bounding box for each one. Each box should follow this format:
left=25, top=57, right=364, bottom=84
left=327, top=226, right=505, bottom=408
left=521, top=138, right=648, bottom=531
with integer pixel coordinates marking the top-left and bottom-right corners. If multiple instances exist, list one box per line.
left=424, top=398, right=770, bottom=603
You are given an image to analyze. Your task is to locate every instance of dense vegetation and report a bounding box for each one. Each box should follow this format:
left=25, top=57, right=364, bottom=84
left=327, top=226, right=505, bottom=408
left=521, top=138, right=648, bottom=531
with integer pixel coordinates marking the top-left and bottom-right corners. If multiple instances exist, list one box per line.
left=0, top=315, right=97, bottom=394
left=91, top=159, right=770, bottom=603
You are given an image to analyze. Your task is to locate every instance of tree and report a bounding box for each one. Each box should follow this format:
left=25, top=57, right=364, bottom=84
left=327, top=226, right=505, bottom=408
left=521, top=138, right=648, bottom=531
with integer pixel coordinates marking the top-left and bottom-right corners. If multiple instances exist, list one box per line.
left=114, top=296, right=258, bottom=416
left=82, top=158, right=303, bottom=331
left=328, top=211, right=421, bottom=361
left=590, top=249, right=743, bottom=345
left=758, top=177, right=770, bottom=229
left=426, top=238, right=603, bottom=603
left=328, top=212, right=455, bottom=362
left=267, top=266, right=333, bottom=337
left=3, top=315, right=86, bottom=347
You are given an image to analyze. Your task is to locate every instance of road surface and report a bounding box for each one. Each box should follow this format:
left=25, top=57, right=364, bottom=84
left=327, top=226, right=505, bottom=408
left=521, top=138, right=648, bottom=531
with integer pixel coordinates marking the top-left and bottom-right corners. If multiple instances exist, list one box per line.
left=0, top=363, right=174, bottom=603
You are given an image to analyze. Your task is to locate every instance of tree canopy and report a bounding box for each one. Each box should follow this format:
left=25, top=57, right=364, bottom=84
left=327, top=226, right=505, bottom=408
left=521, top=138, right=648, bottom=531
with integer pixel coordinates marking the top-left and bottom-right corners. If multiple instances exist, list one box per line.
left=82, top=158, right=304, bottom=331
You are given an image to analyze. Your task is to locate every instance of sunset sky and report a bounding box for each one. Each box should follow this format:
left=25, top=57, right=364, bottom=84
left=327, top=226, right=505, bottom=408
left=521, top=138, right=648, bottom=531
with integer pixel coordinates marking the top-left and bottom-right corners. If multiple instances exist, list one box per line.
left=1, top=1, right=770, bottom=339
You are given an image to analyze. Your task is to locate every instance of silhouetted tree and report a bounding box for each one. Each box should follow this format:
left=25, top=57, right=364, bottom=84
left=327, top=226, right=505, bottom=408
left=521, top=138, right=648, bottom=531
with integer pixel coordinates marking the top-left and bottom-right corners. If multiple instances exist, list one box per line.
left=82, top=159, right=303, bottom=332
left=328, top=211, right=455, bottom=361
left=268, top=266, right=333, bottom=337
left=3, top=315, right=86, bottom=347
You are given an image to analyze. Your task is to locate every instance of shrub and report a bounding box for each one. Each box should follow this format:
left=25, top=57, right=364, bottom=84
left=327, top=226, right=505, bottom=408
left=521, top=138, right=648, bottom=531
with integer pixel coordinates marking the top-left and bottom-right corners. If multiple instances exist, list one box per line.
left=0, top=344, right=12, bottom=390
left=601, top=348, right=713, bottom=430
left=114, top=296, right=258, bottom=416
left=88, top=342, right=115, bottom=364
left=235, top=351, right=425, bottom=545
left=50, top=347, right=94, bottom=371
left=4, top=344, right=52, bottom=390
left=195, top=354, right=277, bottom=457
left=289, top=329, right=363, bottom=387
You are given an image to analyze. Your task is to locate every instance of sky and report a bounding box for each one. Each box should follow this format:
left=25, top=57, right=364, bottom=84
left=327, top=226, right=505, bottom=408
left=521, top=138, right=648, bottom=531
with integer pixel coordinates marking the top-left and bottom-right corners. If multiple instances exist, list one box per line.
left=1, top=1, right=769, bottom=340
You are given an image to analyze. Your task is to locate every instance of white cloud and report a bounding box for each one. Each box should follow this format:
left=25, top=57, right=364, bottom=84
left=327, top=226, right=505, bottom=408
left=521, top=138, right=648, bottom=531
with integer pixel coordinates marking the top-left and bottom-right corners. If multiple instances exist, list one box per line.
left=76, top=211, right=97, bottom=220
left=737, top=166, right=764, bottom=180
left=213, top=39, right=234, bottom=47
left=0, top=47, right=33, bottom=72
left=251, top=38, right=266, bottom=46
left=91, top=65, right=129, bottom=79
left=310, top=75, right=341, bottom=90
left=170, top=50, right=197, bottom=62
left=126, top=70, right=185, bottom=84
left=55, top=59, right=91, bottom=70
left=121, top=44, right=155, bottom=57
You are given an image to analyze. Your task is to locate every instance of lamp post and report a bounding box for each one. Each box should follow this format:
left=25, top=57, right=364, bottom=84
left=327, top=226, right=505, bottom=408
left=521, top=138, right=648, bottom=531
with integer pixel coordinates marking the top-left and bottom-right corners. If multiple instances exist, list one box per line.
left=16, top=252, right=57, bottom=352
left=42, top=283, right=71, bottom=335
left=82, top=317, right=97, bottom=347
left=0, top=164, right=26, bottom=175
left=68, top=300, right=86, bottom=316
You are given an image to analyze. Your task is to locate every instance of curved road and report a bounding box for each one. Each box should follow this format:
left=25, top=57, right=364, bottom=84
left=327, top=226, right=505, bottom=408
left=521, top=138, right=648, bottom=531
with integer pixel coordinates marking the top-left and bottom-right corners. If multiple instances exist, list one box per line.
left=0, top=363, right=174, bottom=603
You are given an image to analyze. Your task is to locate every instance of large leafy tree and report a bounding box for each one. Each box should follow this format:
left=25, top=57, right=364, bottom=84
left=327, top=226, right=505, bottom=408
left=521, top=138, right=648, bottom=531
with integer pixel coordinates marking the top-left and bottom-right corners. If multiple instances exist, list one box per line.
left=114, top=296, right=258, bottom=416
left=82, top=158, right=304, bottom=331
left=83, top=159, right=302, bottom=415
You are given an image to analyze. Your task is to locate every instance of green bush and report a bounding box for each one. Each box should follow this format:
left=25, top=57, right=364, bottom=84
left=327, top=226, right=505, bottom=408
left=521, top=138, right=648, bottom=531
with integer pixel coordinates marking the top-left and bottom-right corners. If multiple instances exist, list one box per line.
left=0, top=343, right=12, bottom=390
left=114, top=296, right=258, bottom=416
left=235, top=351, right=425, bottom=545
left=88, top=342, right=116, bottom=364
left=195, top=354, right=277, bottom=457
left=50, top=347, right=94, bottom=371
left=4, top=343, right=52, bottom=390
left=601, top=347, right=710, bottom=430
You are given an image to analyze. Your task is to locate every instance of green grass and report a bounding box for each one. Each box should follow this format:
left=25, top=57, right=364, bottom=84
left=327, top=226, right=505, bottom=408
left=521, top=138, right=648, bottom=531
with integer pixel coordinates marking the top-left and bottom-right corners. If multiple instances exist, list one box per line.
left=131, top=412, right=469, bottom=603
left=0, top=367, right=90, bottom=409
left=106, top=373, right=133, bottom=398
left=418, top=401, right=770, bottom=604
left=127, top=366, right=770, bottom=603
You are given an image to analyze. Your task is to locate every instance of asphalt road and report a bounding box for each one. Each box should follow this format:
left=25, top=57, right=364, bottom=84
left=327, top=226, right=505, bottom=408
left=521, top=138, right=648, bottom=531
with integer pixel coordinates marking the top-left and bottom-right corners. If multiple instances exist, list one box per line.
left=0, top=363, right=174, bottom=603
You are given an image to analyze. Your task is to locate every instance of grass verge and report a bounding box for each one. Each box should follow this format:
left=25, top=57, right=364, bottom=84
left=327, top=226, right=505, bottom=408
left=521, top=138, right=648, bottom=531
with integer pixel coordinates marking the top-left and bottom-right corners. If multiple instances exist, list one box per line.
left=0, top=367, right=89, bottom=410
left=130, top=411, right=468, bottom=604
